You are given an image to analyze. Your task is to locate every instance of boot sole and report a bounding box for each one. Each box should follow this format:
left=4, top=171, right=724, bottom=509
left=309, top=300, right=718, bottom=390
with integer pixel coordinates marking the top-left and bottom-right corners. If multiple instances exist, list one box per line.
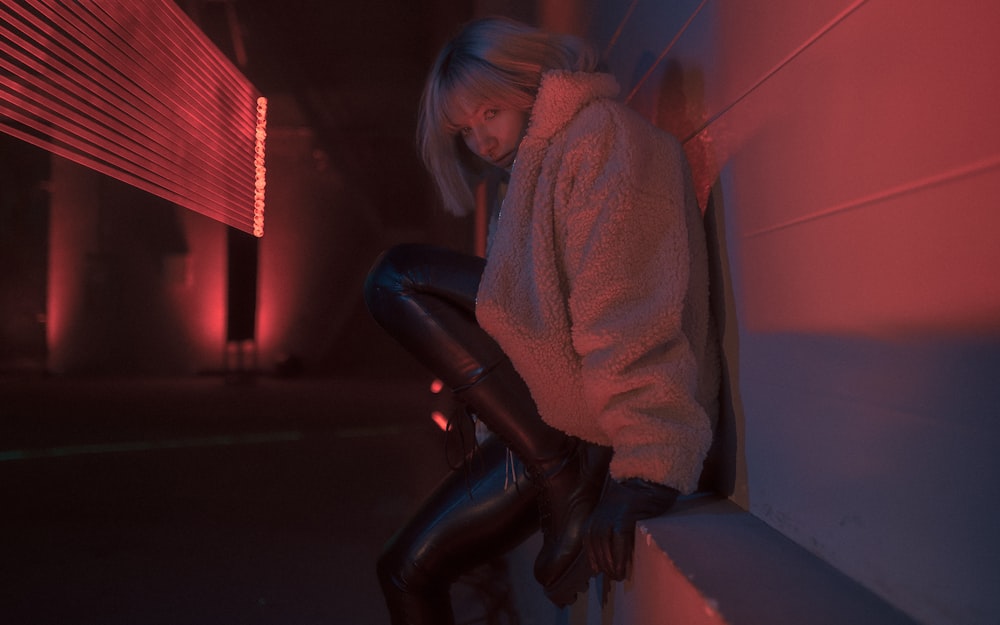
left=543, top=547, right=595, bottom=607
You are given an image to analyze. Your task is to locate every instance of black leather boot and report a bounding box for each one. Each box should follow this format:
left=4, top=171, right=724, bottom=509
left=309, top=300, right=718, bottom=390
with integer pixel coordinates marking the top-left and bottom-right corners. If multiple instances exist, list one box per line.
left=365, top=245, right=608, bottom=607
left=454, top=359, right=612, bottom=606
left=529, top=440, right=612, bottom=606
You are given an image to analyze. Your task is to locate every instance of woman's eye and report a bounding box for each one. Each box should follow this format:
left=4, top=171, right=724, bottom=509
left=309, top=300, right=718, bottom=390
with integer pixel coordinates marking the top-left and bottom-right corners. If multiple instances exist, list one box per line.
left=484, top=109, right=497, bottom=121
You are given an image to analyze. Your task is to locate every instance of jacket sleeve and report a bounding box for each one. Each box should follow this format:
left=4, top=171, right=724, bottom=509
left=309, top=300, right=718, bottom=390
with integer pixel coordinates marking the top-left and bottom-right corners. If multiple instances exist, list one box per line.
left=558, top=105, right=712, bottom=493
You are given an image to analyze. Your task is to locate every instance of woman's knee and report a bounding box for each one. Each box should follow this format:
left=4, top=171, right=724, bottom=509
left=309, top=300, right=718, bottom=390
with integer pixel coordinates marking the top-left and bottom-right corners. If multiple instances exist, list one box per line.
left=365, top=245, right=419, bottom=306
left=367, top=242, right=484, bottom=300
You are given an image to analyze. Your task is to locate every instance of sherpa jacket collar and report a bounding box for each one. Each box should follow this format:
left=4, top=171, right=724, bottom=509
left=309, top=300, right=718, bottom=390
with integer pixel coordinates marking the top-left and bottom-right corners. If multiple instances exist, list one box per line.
left=525, top=71, right=621, bottom=142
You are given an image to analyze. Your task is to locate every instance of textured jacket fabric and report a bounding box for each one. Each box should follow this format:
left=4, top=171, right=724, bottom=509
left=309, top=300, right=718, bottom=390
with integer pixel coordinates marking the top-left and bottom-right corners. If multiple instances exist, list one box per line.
left=475, top=71, right=719, bottom=493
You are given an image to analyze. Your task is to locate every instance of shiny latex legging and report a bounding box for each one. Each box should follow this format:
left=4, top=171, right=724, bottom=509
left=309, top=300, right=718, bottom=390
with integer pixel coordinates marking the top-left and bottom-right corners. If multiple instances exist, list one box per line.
left=364, top=244, right=542, bottom=625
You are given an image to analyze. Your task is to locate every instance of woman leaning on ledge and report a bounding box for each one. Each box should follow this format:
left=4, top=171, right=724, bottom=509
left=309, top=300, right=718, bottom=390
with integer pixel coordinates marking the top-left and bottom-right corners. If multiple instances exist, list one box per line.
left=364, top=16, right=720, bottom=624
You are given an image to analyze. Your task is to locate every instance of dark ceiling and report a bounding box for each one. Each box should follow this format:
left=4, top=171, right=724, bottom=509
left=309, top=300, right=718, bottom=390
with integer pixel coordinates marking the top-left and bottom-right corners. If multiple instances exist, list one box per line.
left=184, top=1, right=459, bottom=124
left=179, top=0, right=482, bottom=232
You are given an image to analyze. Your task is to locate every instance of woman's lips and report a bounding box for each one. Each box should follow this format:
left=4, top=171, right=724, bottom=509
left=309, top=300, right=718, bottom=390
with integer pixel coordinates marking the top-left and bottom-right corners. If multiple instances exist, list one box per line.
left=494, top=151, right=515, bottom=168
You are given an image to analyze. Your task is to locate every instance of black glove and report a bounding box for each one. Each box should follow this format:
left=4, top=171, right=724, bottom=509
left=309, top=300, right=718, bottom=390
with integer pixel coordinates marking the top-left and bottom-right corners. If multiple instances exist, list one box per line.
left=584, top=477, right=679, bottom=580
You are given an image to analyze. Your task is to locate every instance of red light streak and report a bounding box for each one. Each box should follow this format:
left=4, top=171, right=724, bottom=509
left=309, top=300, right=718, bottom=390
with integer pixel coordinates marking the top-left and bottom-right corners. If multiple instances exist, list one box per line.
left=253, top=97, right=267, bottom=238
left=431, top=411, right=449, bottom=431
left=0, top=0, right=264, bottom=235
left=602, top=0, right=639, bottom=59
left=624, top=0, right=708, bottom=105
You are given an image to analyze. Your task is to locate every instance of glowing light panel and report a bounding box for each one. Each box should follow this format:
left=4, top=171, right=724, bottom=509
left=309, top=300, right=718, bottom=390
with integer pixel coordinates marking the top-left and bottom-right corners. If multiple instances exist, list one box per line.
left=253, top=96, right=267, bottom=237
left=0, top=0, right=266, bottom=236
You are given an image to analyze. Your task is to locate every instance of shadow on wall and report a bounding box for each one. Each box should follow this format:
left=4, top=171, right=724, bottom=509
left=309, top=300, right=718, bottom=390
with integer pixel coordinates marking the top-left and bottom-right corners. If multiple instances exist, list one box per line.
left=653, top=58, right=718, bottom=211
left=700, top=182, right=745, bottom=504
left=647, top=53, right=746, bottom=504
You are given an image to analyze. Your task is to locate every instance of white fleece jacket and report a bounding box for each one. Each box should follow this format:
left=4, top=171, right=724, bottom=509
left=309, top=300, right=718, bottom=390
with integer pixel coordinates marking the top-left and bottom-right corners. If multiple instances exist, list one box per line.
left=475, top=71, right=719, bottom=493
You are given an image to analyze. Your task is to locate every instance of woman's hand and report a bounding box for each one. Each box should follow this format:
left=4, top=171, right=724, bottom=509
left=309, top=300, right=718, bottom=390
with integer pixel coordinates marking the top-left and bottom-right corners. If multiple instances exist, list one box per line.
left=584, top=478, right=679, bottom=580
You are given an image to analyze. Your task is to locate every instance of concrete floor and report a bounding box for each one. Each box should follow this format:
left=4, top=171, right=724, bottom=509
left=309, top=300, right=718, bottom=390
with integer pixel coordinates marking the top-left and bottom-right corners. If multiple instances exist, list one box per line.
left=0, top=374, right=533, bottom=625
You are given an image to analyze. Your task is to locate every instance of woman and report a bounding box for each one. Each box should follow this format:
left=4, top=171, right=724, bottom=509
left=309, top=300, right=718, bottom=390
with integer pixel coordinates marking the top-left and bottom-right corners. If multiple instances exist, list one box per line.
left=365, top=16, right=719, bottom=624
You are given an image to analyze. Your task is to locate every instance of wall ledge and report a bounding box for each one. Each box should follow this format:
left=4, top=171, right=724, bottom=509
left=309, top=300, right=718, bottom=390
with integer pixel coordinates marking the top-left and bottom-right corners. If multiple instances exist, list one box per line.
left=568, top=494, right=921, bottom=625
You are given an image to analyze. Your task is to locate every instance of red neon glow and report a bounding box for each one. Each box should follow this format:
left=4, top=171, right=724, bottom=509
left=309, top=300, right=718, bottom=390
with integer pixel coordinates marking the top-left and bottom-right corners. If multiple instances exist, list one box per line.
left=0, top=0, right=263, bottom=236
left=431, top=411, right=450, bottom=431
left=253, top=96, right=267, bottom=238
left=45, top=158, right=230, bottom=373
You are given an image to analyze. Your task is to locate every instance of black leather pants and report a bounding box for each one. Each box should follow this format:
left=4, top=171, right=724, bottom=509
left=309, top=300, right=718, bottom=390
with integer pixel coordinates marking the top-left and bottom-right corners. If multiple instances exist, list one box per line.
left=365, top=244, right=542, bottom=625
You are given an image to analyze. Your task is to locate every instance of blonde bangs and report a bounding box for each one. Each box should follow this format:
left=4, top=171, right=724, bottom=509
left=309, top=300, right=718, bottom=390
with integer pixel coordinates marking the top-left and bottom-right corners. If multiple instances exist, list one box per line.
left=434, top=61, right=534, bottom=135
left=416, top=17, right=599, bottom=216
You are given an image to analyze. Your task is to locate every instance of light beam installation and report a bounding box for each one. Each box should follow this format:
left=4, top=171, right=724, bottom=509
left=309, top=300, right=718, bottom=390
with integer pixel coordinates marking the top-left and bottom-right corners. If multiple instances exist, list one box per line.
left=0, top=0, right=266, bottom=236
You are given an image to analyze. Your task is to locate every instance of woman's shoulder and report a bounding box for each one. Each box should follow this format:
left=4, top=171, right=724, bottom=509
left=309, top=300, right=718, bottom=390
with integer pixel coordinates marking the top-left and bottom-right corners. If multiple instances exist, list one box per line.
left=562, top=97, right=682, bottom=167
left=529, top=71, right=618, bottom=140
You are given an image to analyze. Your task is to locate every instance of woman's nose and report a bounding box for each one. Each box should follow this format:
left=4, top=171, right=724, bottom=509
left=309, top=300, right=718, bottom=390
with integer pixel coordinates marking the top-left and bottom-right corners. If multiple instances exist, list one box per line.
left=471, top=128, right=496, bottom=157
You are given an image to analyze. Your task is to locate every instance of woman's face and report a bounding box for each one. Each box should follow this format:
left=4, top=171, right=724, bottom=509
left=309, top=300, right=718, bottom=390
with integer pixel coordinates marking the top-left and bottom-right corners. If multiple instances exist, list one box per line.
left=451, top=100, right=528, bottom=171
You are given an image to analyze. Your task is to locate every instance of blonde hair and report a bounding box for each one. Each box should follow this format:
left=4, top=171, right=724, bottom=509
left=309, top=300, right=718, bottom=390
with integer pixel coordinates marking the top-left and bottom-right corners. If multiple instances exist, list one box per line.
left=418, top=17, right=599, bottom=216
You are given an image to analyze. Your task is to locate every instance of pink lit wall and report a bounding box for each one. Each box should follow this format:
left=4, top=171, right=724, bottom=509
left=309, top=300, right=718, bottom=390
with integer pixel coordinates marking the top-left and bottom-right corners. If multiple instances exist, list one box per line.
left=47, top=157, right=229, bottom=374
left=253, top=121, right=381, bottom=370
left=586, top=1, right=1000, bottom=624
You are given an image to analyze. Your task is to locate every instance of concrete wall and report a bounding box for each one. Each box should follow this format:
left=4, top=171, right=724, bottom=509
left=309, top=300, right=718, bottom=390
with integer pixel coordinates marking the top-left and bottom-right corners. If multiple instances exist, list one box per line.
left=579, top=1, right=1000, bottom=624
